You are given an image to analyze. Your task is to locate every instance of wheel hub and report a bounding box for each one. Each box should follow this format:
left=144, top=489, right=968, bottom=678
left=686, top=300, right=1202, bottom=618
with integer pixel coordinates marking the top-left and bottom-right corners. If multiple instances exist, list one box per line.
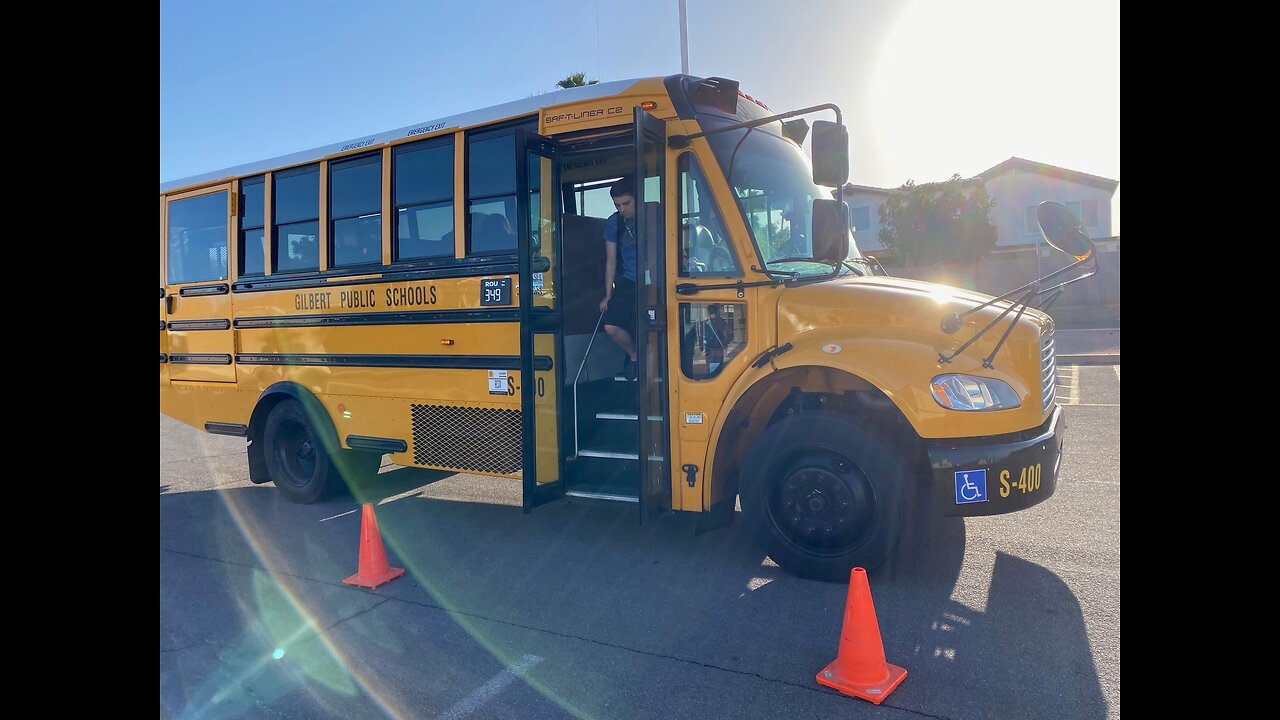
left=277, top=419, right=318, bottom=485
left=771, top=453, right=875, bottom=555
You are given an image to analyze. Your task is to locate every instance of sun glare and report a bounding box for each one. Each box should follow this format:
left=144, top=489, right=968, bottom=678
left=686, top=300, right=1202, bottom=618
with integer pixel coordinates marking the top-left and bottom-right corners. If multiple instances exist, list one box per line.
left=871, top=0, right=1118, bottom=184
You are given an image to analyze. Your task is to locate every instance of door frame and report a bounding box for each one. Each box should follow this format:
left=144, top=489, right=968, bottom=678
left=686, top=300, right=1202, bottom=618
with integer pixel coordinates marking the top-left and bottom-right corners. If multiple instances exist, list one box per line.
left=517, top=131, right=567, bottom=511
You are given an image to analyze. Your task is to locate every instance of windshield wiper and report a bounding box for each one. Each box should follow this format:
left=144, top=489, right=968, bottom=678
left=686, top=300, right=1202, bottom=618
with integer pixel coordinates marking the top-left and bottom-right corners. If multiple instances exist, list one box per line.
left=751, top=265, right=800, bottom=280
left=758, top=261, right=840, bottom=284
left=766, top=256, right=822, bottom=265
left=841, top=260, right=866, bottom=276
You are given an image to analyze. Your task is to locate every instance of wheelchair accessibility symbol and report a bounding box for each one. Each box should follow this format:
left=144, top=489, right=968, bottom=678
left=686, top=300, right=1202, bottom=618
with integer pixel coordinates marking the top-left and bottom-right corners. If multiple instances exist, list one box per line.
left=954, top=469, right=988, bottom=504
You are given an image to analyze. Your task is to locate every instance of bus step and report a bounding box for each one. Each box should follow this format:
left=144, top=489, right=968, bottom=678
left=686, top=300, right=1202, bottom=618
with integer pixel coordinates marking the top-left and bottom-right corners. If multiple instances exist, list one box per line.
left=565, top=490, right=639, bottom=504
left=579, top=449, right=664, bottom=461
left=595, top=412, right=664, bottom=422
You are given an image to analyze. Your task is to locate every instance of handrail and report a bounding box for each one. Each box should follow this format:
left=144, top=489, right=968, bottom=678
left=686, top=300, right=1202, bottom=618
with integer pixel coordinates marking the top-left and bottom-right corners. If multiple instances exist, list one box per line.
left=572, top=311, right=607, bottom=458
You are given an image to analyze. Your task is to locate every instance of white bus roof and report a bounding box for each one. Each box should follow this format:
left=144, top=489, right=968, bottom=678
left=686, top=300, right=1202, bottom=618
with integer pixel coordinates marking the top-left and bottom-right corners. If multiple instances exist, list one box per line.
left=159, top=78, right=641, bottom=195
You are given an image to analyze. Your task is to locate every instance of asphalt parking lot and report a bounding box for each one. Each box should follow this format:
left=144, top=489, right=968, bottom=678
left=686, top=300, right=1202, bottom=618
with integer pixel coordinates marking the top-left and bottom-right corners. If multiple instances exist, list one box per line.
left=162, top=358, right=1119, bottom=719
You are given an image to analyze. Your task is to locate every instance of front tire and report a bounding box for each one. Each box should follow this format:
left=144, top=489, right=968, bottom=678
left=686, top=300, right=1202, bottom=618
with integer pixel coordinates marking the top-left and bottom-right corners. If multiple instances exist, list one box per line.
left=263, top=399, right=378, bottom=503
left=742, top=413, right=908, bottom=581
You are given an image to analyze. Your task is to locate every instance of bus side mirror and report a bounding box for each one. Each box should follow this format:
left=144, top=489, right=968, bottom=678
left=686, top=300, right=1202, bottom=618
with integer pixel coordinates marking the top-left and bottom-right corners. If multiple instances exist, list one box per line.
left=811, top=199, right=850, bottom=264
left=1036, top=201, right=1096, bottom=260
left=811, top=121, right=849, bottom=188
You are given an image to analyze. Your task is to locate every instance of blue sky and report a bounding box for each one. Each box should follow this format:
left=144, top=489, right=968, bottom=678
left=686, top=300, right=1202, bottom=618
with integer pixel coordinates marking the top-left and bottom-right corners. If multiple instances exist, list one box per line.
left=160, top=0, right=1118, bottom=193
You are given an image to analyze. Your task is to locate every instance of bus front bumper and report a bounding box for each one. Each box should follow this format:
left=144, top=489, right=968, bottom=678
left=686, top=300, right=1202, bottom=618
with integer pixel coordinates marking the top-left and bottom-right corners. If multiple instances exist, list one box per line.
left=924, top=406, right=1064, bottom=517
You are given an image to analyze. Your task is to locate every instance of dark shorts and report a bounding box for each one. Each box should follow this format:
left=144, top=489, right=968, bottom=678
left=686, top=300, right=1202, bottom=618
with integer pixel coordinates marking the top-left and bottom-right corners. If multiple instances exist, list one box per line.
left=603, top=277, right=637, bottom=337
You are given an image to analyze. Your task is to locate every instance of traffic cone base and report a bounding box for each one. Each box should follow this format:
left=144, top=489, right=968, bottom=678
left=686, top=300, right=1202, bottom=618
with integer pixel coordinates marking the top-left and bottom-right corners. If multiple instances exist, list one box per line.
left=342, top=502, right=405, bottom=589
left=815, top=567, right=907, bottom=704
left=816, top=658, right=907, bottom=704
left=343, top=565, right=404, bottom=589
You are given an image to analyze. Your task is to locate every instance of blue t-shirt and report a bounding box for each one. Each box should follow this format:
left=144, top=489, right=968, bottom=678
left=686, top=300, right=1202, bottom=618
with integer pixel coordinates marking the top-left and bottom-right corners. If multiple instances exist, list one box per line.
left=603, top=212, right=638, bottom=282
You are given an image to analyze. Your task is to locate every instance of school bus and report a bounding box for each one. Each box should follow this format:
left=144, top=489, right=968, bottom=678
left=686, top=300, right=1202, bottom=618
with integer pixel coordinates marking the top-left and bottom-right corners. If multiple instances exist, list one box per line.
left=160, top=74, right=1094, bottom=580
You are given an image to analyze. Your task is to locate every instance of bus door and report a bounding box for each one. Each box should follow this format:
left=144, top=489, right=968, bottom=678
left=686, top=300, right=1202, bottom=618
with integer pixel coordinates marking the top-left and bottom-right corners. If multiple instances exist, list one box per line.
left=518, top=131, right=566, bottom=510
left=634, top=108, right=672, bottom=522
left=163, top=185, right=236, bottom=383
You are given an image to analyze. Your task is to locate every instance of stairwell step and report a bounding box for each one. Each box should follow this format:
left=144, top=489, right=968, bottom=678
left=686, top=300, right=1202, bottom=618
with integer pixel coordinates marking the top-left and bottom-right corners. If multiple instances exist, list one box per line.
left=565, top=490, right=639, bottom=504
left=595, top=412, right=664, bottom=421
left=578, top=449, right=664, bottom=461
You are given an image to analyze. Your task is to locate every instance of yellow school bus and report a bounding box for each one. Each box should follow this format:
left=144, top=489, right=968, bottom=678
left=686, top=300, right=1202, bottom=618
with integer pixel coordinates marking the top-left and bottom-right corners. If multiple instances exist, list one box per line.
left=160, top=75, right=1094, bottom=580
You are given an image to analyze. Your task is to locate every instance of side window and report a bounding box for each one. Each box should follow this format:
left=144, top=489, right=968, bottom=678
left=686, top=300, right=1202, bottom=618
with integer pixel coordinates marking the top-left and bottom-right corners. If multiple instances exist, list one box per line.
left=394, top=137, right=454, bottom=261
left=466, top=131, right=518, bottom=255
left=167, top=191, right=228, bottom=284
left=678, top=154, right=740, bottom=278
left=1070, top=199, right=1100, bottom=228
left=239, top=176, right=265, bottom=276
left=679, top=302, right=746, bottom=379
left=273, top=164, right=320, bottom=273
left=850, top=206, right=871, bottom=233
left=330, top=153, right=382, bottom=268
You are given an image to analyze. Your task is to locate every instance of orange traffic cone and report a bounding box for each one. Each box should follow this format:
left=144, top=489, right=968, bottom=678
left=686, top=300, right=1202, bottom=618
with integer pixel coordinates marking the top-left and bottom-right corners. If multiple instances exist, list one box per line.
left=343, top=503, right=405, bottom=589
left=816, top=567, right=908, bottom=704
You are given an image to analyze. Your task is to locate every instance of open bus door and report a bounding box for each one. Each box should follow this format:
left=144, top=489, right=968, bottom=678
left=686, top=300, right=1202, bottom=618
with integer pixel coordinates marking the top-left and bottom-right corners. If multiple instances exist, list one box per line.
left=634, top=108, right=672, bottom=523
left=518, top=131, right=567, bottom=511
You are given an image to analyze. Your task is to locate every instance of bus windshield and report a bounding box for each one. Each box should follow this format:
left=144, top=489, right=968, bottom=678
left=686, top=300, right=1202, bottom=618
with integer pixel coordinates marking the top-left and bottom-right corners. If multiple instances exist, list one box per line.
left=704, top=117, right=862, bottom=278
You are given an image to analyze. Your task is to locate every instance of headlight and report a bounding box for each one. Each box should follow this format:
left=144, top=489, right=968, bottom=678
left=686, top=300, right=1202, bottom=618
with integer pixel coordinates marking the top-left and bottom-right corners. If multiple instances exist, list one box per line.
left=930, top=374, right=1021, bottom=411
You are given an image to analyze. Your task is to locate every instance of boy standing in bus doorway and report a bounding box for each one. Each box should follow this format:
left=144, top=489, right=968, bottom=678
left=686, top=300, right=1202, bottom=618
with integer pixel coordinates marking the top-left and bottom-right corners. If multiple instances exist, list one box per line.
left=599, top=177, right=639, bottom=381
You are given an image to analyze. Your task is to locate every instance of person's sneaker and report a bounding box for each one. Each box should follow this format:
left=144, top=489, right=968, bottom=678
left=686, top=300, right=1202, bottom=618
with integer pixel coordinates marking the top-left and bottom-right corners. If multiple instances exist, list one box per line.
left=614, top=356, right=633, bottom=382
left=614, top=356, right=638, bottom=382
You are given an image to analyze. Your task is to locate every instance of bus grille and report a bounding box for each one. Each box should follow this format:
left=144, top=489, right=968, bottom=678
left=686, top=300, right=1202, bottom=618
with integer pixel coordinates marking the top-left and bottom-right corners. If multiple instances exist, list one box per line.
left=411, top=404, right=522, bottom=475
left=1041, top=325, right=1057, bottom=414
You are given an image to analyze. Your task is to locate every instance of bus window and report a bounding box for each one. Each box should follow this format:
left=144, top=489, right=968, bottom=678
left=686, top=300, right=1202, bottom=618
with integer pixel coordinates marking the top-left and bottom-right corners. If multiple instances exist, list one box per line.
left=330, top=153, right=382, bottom=267
left=677, top=154, right=739, bottom=278
left=467, top=132, right=518, bottom=255
left=167, top=191, right=228, bottom=284
left=239, top=176, right=266, bottom=276
left=273, top=164, right=320, bottom=273
left=394, top=138, right=454, bottom=260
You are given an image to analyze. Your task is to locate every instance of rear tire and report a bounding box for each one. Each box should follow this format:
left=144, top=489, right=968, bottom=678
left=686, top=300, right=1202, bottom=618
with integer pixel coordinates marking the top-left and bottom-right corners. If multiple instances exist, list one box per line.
left=742, top=413, right=908, bottom=581
left=263, top=399, right=378, bottom=503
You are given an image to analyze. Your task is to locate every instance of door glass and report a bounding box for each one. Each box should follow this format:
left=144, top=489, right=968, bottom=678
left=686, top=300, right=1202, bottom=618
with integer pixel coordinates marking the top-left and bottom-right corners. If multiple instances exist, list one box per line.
left=677, top=154, right=739, bottom=278
left=530, top=152, right=557, bottom=309
left=168, top=192, right=228, bottom=284
left=679, top=303, right=746, bottom=379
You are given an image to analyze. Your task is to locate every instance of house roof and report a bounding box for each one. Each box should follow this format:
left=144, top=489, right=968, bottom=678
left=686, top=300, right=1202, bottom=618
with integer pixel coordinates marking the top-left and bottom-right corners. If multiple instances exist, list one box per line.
left=978, top=157, right=1118, bottom=192
left=841, top=183, right=894, bottom=195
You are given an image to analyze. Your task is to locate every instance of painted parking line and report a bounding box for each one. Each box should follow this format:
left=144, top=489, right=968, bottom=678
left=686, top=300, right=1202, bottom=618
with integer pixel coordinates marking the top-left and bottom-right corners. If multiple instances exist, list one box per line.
left=436, top=654, right=544, bottom=720
left=1056, top=365, right=1081, bottom=405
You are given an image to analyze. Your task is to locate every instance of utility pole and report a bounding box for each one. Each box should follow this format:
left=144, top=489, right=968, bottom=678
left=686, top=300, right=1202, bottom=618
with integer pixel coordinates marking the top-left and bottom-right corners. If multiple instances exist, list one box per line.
left=679, top=0, right=689, bottom=74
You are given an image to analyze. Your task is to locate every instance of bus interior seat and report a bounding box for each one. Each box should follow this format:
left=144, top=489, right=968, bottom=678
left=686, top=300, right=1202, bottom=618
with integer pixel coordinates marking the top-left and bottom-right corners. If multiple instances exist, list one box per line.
left=561, top=214, right=608, bottom=335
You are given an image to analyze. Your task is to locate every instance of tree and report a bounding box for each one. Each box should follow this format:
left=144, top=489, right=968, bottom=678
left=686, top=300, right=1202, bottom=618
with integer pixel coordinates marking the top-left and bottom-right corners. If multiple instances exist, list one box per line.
left=877, top=174, right=997, bottom=266
left=555, top=72, right=600, bottom=89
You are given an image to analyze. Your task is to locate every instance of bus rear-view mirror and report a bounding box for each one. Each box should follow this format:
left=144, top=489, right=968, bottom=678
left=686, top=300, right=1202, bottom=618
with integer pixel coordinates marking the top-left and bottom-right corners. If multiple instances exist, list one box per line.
left=811, top=121, right=849, bottom=188
left=811, top=199, right=850, bottom=264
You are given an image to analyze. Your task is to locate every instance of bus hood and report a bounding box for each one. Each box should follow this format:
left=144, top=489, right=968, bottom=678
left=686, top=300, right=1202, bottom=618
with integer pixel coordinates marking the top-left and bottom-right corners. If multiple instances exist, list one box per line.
left=776, top=275, right=1053, bottom=356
